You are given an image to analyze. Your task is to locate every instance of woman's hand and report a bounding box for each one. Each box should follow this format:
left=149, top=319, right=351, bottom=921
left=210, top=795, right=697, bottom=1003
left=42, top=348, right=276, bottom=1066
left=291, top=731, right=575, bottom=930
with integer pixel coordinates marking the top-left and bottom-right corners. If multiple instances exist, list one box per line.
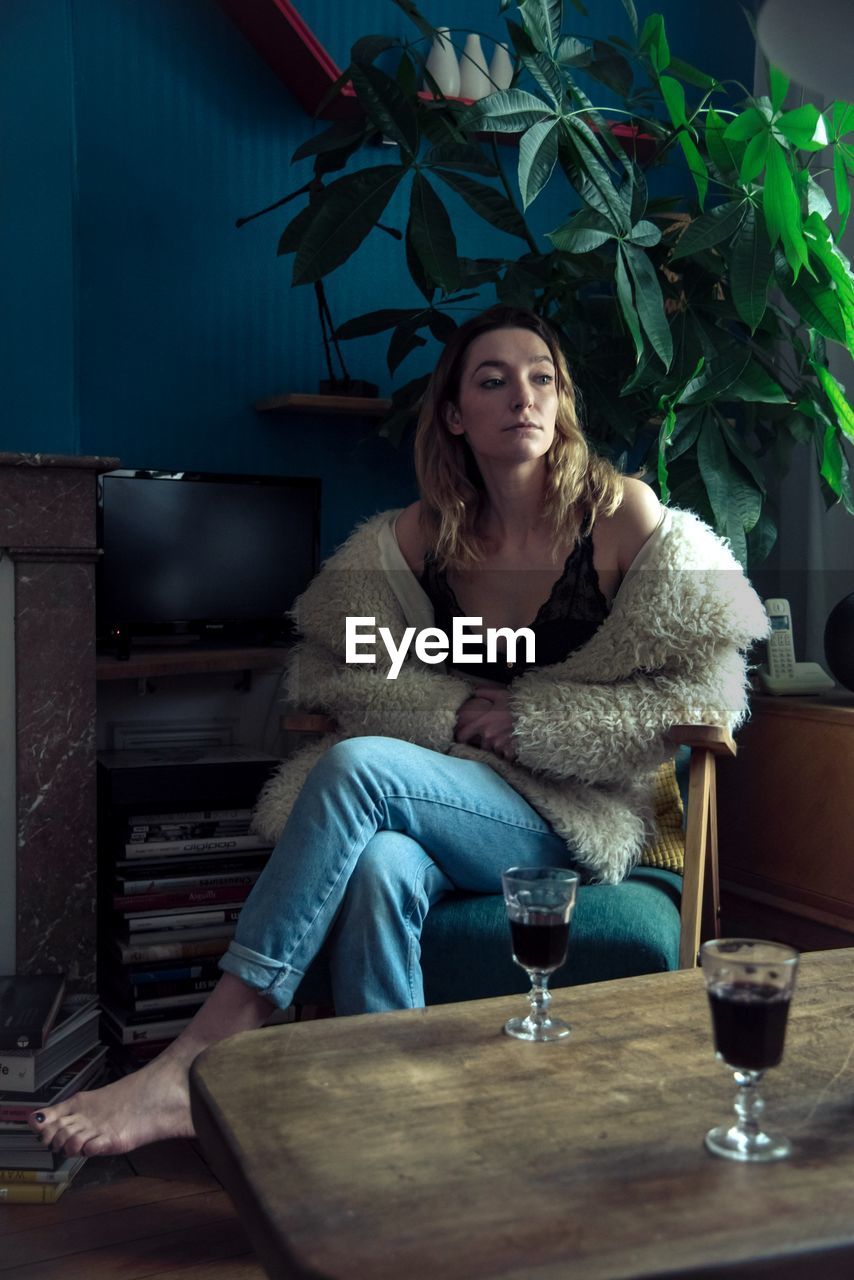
left=454, top=687, right=517, bottom=761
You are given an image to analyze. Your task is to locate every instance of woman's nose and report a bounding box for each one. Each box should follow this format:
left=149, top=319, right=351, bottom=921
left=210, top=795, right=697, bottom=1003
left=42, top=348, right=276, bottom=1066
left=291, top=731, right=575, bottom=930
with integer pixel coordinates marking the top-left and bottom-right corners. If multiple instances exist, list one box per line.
left=511, top=382, right=534, bottom=409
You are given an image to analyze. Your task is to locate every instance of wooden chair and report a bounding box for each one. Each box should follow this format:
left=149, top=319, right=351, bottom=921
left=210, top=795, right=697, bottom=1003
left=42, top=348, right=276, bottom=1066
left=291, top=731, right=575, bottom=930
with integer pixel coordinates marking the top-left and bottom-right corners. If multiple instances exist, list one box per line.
left=281, top=715, right=735, bottom=972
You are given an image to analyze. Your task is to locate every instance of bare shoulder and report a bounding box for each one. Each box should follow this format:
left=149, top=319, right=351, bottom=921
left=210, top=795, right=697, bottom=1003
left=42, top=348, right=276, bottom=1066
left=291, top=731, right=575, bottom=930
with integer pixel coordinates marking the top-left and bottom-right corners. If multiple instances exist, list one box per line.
left=394, top=500, right=427, bottom=575
left=608, top=478, right=662, bottom=575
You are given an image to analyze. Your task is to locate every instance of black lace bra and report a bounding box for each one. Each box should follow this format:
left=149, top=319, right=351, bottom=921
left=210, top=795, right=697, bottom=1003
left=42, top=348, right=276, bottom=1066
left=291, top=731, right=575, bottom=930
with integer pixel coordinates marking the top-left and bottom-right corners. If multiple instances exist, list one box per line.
left=418, top=531, right=610, bottom=685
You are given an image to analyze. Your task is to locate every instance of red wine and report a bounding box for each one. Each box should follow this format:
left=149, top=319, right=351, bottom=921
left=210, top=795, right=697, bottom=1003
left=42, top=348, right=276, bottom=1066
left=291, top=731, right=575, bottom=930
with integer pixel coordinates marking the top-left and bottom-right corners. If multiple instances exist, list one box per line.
left=708, top=981, right=791, bottom=1070
left=510, top=917, right=569, bottom=972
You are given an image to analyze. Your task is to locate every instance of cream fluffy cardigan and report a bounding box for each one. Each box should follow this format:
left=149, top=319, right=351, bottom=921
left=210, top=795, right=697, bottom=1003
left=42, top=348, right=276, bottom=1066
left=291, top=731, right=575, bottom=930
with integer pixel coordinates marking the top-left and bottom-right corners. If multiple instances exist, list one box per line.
left=252, top=507, right=768, bottom=883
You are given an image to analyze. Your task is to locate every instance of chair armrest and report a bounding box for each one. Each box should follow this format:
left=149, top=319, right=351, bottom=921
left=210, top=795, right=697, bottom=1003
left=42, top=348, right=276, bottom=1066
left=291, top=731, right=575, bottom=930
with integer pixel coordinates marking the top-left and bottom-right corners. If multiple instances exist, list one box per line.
left=281, top=713, right=338, bottom=734
left=666, top=725, right=736, bottom=758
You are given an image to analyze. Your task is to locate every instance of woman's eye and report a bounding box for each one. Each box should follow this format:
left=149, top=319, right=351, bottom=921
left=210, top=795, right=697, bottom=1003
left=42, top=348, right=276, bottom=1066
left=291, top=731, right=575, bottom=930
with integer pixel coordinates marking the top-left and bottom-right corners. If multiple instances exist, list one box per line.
left=534, top=374, right=554, bottom=385
left=480, top=378, right=504, bottom=389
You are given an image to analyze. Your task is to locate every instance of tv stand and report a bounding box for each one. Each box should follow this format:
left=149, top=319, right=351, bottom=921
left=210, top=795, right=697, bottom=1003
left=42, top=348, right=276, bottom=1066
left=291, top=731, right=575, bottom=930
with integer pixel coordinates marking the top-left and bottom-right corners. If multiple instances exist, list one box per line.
left=96, top=643, right=290, bottom=683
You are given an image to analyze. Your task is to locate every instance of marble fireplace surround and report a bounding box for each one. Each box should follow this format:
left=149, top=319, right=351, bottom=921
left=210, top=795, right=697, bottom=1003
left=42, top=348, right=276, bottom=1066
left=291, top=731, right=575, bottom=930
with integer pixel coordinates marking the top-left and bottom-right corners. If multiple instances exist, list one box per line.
left=1, top=452, right=118, bottom=985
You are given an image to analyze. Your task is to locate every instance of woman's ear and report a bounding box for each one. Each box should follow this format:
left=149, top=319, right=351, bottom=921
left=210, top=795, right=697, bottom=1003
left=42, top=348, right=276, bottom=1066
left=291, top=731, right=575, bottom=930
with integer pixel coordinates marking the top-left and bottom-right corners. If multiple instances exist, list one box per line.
left=444, top=402, right=464, bottom=436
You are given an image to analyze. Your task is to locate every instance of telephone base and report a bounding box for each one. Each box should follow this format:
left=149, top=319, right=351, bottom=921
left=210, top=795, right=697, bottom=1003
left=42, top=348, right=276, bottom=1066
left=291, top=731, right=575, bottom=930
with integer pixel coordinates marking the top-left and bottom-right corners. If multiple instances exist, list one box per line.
left=758, top=663, right=836, bottom=696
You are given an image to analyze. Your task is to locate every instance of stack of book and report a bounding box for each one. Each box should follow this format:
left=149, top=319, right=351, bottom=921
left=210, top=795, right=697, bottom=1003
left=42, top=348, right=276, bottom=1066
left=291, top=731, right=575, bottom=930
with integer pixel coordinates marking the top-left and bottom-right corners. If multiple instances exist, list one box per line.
left=100, top=806, right=273, bottom=1071
left=0, top=975, right=105, bottom=1203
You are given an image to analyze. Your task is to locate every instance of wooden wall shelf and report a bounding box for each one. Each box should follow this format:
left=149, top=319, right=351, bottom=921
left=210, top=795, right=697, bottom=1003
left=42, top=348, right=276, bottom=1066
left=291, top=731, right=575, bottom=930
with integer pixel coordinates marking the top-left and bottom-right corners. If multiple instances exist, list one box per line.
left=96, top=645, right=289, bottom=682
left=255, top=393, right=392, bottom=417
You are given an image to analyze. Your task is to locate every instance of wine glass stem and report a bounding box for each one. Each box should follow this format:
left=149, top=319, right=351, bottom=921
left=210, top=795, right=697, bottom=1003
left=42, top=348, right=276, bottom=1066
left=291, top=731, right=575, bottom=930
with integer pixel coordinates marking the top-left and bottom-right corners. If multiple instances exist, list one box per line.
left=732, top=1070, right=765, bottom=1140
left=527, top=972, right=551, bottom=1028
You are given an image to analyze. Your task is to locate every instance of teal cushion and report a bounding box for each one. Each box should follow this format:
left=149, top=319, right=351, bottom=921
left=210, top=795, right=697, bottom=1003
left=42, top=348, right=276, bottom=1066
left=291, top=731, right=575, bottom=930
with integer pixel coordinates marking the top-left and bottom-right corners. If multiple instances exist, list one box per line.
left=294, top=867, right=682, bottom=1009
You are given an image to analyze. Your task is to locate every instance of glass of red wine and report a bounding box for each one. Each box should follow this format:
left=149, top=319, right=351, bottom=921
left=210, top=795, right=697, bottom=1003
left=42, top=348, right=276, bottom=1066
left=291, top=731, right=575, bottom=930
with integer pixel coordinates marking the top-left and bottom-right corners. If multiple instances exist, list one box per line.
left=501, top=866, right=579, bottom=1042
left=700, top=938, right=799, bottom=1162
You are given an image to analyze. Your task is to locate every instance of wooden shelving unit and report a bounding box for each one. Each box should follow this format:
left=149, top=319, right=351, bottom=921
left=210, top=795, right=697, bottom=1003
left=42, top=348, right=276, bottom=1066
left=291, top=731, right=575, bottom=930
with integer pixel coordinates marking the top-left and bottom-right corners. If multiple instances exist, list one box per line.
left=255, top=392, right=392, bottom=417
left=96, top=645, right=289, bottom=682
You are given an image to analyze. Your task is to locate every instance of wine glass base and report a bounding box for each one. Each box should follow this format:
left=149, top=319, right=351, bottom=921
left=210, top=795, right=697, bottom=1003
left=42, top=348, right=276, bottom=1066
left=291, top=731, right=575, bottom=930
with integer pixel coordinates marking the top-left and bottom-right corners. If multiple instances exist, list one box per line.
left=704, top=1124, right=792, bottom=1163
left=504, top=1015, right=571, bottom=1042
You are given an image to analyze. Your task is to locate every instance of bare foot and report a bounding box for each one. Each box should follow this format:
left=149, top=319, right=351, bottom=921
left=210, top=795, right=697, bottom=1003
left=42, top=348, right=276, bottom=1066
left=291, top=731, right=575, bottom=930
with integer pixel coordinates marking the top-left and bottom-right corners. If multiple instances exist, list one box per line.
left=28, top=1046, right=194, bottom=1157
left=28, top=973, right=275, bottom=1157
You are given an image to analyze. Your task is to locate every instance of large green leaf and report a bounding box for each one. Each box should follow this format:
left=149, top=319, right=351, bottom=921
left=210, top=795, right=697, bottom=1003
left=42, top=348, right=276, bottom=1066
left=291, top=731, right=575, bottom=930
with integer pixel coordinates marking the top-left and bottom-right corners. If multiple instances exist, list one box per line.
left=387, top=318, right=428, bottom=374
left=816, top=419, right=854, bottom=511
left=670, top=200, right=747, bottom=260
left=814, top=363, right=854, bottom=442
left=405, top=220, right=435, bottom=302
left=728, top=359, right=788, bottom=404
left=769, top=65, right=790, bottom=113
left=615, top=247, right=644, bottom=363
left=518, top=119, right=559, bottom=209
left=291, top=119, right=368, bottom=164
left=782, top=269, right=847, bottom=344
left=705, top=107, right=738, bottom=178
left=548, top=207, right=614, bottom=252
left=336, top=307, right=428, bottom=339
left=277, top=202, right=316, bottom=257
left=638, top=14, right=670, bottom=73
left=679, top=349, right=751, bottom=404
left=656, top=405, right=677, bottom=502
left=349, top=63, right=419, bottom=157
left=618, top=0, right=638, bottom=38
left=433, top=169, right=529, bottom=240
left=625, top=220, right=661, bottom=247
left=623, top=244, right=673, bottom=368
left=775, top=104, right=828, bottom=152
left=730, top=205, right=772, bottom=332
left=659, top=75, right=687, bottom=128
left=520, top=51, right=565, bottom=106
left=718, top=415, right=767, bottom=492
left=724, top=107, right=767, bottom=143
left=697, top=414, right=731, bottom=529
left=678, top=130, right=709, bottom=208
left=763, top=142, right=809, bottom=278
left=739, top=131, right=769, bottom=185
left=667, top=56, right=716, bottom=90
left=292, top=166, right=405, bottom=284
left=833, top=150, right=852, bottom=238
left=408, top=173, right=460, bottom=294
left=456, top=89, right=552, bottom=134
left=561, top=121, right=631, bottom=234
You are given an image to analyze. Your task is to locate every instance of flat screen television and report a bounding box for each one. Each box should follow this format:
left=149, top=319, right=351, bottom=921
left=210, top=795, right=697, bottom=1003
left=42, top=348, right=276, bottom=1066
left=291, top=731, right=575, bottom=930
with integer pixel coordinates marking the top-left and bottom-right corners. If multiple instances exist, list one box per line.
left=97, top=470, right=321, bottom=650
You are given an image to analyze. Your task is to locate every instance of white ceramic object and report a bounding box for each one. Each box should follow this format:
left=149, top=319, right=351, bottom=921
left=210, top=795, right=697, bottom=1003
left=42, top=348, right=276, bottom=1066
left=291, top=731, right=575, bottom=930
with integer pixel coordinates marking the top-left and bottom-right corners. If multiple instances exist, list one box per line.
left=424, top=28, right=460, bottom=98
left=488, top=42, right=514, bottom=92
left=459, top=33, right=491, bottom=101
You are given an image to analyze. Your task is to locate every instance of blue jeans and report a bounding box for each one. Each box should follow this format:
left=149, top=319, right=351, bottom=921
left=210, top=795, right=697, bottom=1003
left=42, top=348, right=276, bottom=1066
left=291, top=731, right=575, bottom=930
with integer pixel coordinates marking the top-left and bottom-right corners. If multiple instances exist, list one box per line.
left=219, top=737, right=572, bottom=1014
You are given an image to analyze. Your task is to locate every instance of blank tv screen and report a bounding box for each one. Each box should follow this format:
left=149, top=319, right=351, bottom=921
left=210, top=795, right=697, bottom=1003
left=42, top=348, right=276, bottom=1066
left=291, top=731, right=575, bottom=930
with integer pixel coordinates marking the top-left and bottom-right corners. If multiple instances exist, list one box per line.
left=98, top=471, right=320, bottom=635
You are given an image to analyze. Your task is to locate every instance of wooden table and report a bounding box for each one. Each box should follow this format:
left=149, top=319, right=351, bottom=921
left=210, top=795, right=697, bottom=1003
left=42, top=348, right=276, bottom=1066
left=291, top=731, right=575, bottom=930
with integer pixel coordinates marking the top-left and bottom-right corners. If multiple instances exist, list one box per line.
left=190, top=950, right=854, bottom=1280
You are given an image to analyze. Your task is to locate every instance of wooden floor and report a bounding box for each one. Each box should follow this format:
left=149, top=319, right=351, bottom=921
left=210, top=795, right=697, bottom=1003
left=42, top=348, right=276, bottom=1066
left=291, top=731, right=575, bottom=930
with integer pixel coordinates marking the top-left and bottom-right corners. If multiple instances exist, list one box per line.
left=0, top=1139, right=265, bottom=1279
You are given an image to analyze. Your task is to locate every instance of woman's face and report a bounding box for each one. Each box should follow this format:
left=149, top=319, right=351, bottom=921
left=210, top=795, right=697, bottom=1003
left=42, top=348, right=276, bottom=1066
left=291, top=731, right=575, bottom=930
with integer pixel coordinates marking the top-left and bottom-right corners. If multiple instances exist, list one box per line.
left=445, top=326, right=559, bottom=470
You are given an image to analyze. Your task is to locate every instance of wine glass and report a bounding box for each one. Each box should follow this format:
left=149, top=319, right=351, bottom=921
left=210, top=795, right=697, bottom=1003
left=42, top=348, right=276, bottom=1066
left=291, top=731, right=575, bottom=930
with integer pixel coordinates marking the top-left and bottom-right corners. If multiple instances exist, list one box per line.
left=700, top=938, right=799, bottom=1162
left=501, top=866, right=579, bottom=1042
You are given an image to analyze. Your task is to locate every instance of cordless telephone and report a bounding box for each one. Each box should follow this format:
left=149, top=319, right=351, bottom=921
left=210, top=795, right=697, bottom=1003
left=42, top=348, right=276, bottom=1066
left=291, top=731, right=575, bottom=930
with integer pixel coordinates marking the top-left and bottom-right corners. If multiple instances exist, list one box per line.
left=758, top=599, right=835, bottom=695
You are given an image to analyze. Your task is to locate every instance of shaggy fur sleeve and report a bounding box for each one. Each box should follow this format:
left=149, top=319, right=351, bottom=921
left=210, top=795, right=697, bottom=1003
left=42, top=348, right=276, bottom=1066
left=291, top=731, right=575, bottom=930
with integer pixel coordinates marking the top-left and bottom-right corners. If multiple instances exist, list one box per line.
left=508, top=650, right=748, bottom=785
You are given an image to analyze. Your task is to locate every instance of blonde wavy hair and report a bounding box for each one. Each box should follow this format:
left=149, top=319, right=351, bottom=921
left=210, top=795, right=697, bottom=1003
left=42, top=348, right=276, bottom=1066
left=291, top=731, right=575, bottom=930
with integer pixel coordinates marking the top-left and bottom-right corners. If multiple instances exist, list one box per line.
left=414, top=305, right=624, bottom=569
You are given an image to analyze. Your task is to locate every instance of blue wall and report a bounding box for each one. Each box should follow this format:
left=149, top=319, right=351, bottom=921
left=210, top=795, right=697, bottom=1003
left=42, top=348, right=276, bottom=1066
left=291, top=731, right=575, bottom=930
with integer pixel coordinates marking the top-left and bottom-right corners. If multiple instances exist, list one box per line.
left=1, top=0, right=755, bottom=553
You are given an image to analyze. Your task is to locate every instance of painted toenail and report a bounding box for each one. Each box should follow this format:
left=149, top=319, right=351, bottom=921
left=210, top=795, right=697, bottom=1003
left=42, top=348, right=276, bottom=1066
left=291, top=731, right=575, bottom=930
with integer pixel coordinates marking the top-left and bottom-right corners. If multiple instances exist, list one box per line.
left=34, top=1113, right=45, bottom=1123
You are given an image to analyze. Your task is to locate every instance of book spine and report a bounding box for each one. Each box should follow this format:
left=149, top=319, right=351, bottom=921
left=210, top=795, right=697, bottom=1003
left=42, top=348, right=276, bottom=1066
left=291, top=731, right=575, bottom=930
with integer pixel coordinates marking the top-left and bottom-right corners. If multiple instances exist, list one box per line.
left=114, top=885, right=251, bottom=913
left=101, top=1013, right=194, bottom=1045
left=123, top=835, right=271, bottom=858
left=127, top=808, right=253, bottom=824
left=0, top=1166, right=71, bottom=1183
left=114, top=975, right=219, bottom=1002
left=126, top=963, right=221, bottom=984
left=0, top=1181, right=69, bottom=1203
left=115, top=936, right=231, bottom=964
left=0, top=1058, right=36, bottom=1092
left=125, top=907, right=243, bottom=932
left=129, top=991, right=211, bottom=1012
left=116, top=871, right=261, bottom=895
left=119, top=924, right=236, bottom=947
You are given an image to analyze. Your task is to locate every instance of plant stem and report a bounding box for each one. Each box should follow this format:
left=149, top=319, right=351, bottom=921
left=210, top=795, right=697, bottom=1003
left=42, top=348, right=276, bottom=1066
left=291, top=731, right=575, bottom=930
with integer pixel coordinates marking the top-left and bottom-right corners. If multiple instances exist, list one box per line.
left=490, top=137, right=539, bottom=255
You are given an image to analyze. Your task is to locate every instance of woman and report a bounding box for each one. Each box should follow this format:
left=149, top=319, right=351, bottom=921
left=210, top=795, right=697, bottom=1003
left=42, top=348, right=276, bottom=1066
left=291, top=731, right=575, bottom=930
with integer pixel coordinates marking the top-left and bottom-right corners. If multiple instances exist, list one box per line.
left=30, top=305, right=767, bottom=1156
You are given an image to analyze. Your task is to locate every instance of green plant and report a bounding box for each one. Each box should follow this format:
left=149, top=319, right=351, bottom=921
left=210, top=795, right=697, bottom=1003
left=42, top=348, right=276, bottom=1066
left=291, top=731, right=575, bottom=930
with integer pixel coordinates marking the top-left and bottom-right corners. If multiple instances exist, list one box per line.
left=254, top=0, right=854, bottom=565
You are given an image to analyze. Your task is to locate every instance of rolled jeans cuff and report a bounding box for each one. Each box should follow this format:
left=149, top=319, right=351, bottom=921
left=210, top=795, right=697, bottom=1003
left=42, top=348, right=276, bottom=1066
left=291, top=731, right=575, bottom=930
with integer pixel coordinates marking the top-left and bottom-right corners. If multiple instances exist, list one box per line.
left=219, top=939, right=304, bottom=1010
